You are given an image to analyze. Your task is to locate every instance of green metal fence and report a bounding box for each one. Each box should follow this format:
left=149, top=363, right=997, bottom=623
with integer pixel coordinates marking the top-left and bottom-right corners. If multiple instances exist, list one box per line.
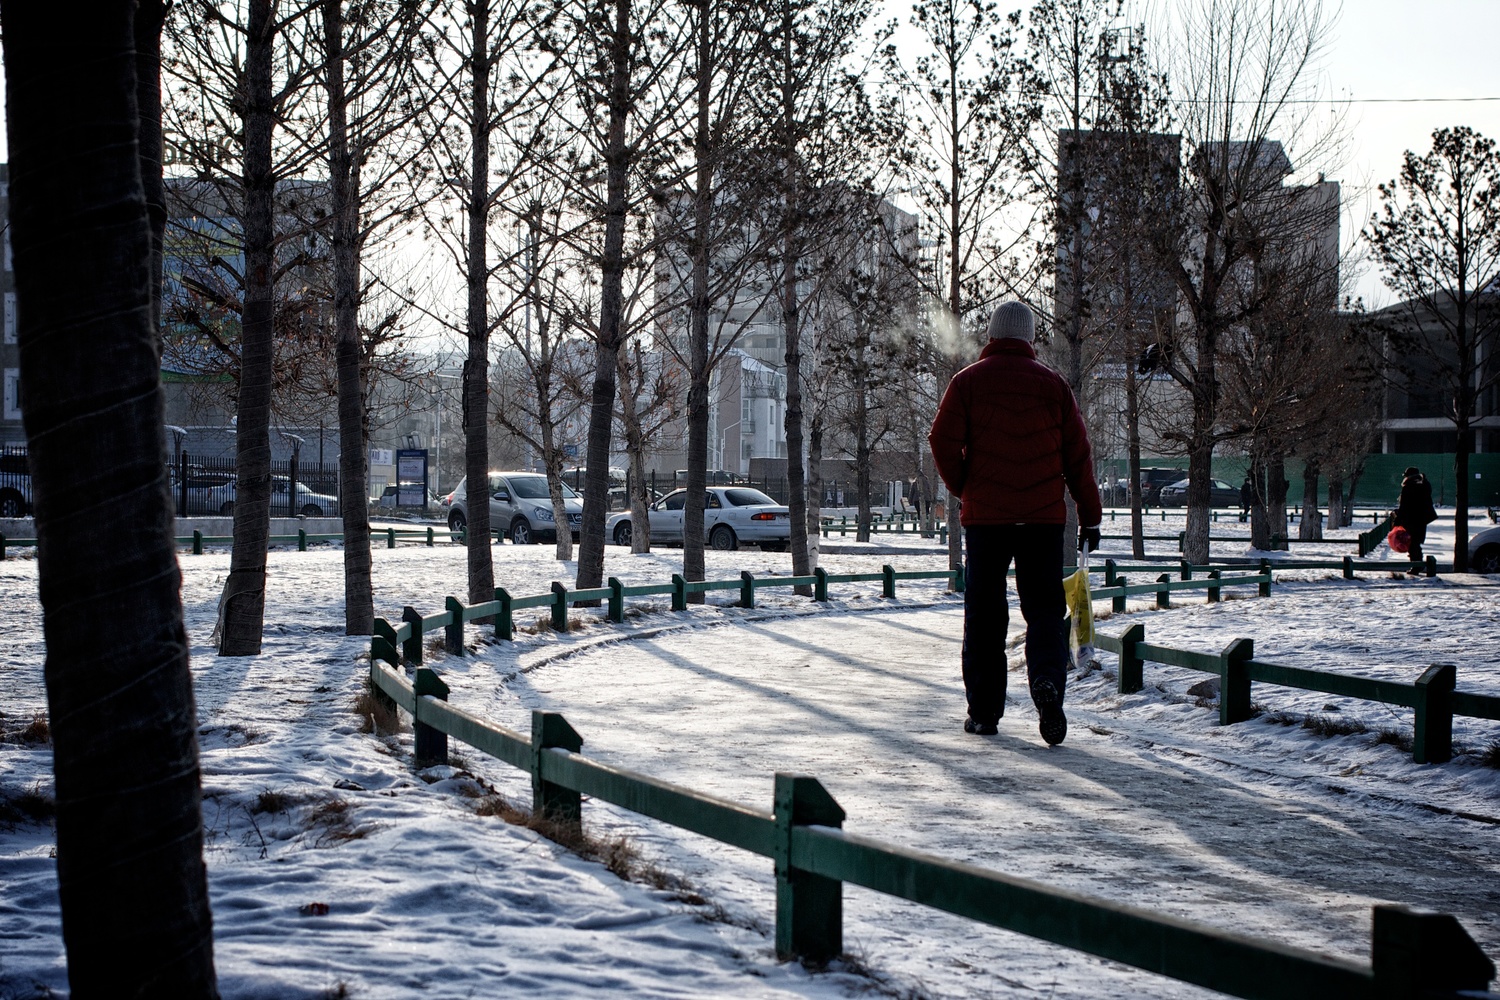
left=364, top=654, right=1496, bottom=998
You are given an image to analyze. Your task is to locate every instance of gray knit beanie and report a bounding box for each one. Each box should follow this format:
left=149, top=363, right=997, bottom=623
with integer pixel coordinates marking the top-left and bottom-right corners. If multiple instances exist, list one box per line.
left=987, top=301, right=1034, bottom=342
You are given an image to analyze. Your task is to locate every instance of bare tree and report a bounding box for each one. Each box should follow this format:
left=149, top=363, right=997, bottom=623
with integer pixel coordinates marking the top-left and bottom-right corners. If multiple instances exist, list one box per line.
left=1365, top=126, right=1500, bottom=571
left=887, top=0, right=1026, bottom=569
left=413, top=0, right=559, bottom=603
left=759, top=0, right=883, bottom=589
left=319, top=0, right=427, bottom=633
left=1146, top=0, right=1346, bottom=564
left=2, top=1, right=217, bottom=990
left=548, top=0, right=690, bottom=594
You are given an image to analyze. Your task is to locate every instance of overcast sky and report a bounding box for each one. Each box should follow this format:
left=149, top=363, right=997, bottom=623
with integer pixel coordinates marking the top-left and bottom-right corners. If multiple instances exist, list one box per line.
left=2, top=1, right=1496, bottom=309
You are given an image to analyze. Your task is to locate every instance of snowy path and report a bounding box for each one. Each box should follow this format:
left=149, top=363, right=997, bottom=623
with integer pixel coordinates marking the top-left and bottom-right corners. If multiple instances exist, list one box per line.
left=438, top=600, right=1500, bottom=998
left=2, top=522, right=1498, bottom=998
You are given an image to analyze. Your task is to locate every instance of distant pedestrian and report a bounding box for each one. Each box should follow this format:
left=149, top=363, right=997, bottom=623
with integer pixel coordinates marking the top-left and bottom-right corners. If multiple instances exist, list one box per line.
left=928, top=301, right=1103, bottom=747
left=1394, top=467, right=1437, bottom=573
left=1240, top=477, right=1253, bottom=516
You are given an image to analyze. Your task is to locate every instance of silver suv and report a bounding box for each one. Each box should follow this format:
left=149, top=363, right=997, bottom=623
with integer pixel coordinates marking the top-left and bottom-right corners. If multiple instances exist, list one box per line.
left=443, top=472, right=583, bottom=544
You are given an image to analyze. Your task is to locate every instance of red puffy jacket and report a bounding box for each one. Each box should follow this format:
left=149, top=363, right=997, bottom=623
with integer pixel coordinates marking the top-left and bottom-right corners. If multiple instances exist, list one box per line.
left=928, top=338, right=1103, bottom=527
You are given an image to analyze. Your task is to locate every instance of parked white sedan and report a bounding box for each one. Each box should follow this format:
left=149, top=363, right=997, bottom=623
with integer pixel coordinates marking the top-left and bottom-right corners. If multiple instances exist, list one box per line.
left=607, top=487, right=791, bottom=551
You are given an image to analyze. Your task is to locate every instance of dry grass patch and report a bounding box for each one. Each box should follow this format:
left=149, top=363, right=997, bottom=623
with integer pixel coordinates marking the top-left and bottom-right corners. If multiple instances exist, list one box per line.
left=474, top=793, right=703, bottom=903
left=0, top=784, right=54, bottom=828
left=353, top=678, right=402, bottom=735
left=1480, top=743, right=1500, bottom=770
left=304, top=797, right=373, bottom=847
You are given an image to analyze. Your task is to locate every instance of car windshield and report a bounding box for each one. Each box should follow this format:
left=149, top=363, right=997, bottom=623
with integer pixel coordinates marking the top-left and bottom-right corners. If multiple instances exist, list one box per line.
left=506, top=475, right=578, bottom=500
left=724, top=488, right=777, bottom=507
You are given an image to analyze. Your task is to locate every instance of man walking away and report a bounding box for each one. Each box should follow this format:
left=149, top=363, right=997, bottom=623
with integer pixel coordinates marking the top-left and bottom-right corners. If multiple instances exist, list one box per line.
left=929, top=301, right=1104, bottom=746
left=1394, top=466, right=1437, bottom=574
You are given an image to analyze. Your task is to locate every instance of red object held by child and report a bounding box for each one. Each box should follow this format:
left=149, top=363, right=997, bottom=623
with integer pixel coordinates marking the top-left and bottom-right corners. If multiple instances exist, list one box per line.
left=1387, top=526, right=1410, bottom=553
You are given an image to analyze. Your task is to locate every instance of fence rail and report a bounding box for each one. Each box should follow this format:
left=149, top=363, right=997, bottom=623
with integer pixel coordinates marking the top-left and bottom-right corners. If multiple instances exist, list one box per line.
left=365, top=652, right=1496, bottom=999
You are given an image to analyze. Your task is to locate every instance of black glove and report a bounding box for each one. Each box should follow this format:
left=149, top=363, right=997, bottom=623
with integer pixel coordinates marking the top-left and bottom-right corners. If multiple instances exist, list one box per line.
left=1078, top=525, right=1100, bottom=552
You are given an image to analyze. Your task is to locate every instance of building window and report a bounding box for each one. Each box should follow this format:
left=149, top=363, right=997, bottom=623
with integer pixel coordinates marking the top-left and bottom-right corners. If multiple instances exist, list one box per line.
left=3, top=368, right=19, bottom=421
left=3, top=293, right=14, bottom=344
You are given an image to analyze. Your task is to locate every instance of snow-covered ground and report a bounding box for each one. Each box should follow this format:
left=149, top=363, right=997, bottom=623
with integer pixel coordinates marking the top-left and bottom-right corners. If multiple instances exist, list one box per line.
left=1, top=511, right=1497, bottom=999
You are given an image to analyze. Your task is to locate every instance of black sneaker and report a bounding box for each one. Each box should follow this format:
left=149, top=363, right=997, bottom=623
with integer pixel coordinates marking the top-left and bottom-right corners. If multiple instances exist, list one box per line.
left=964, top=716, right=999, bottom=736
left=1032, top=680, right=1068, bottom=746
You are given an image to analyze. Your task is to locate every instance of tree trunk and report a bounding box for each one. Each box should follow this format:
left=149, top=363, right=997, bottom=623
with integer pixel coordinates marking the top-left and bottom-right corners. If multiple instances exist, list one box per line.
left=575, top=0, right=632, bottom=594
left=854, top=344, right=870, bottom=543
left=1249, top=460, right=1271, bottom=551
left=1125, top=347, right=1145, bottom=559
left=806, top=408, right=823, bottom=563
left=463, top=0, right=495, bottom=606
left=1454, top=413, right=1473, bottom=572
left=1299, top=459, right=1322, bottom=541
left=616, top=346, right=652, bottom=552
left=780, top=6, right=812, bottom=597
left=136, top=0, right=167, bottom=338
left=1327, top=475, right=1345, bottom=532
left=323, top=0, right=374, bottom=634
left=1268, top=457, right=1290, bottom=550
left=219, top=0, right=277, bottom=655
left=2, top=2, right=218, bottom=990
left=681, top=6, right=713, bottom=598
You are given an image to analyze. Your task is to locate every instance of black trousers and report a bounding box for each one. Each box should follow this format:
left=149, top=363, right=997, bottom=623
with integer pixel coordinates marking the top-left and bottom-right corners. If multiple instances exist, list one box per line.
left=1406, top=523, right=1427, bottom=564
left=962, top=524, right=1068, bottom=725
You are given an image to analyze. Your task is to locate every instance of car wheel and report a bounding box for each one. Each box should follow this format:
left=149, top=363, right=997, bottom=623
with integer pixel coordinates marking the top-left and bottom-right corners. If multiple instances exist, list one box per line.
left=1474, top=544, right=1500, bottom=574
left=0, top=490, right=23, bottom=518
left=448, top=510, right=466, bottom=534
left=300, top=504, right=322, bottom=517
left=220, top=501, right=235, bottom=516
left=710, top=525, right=736, bottom=551
left=511, top=518, right=534, bottom=545
left=613, top=521, right=633, bottom=547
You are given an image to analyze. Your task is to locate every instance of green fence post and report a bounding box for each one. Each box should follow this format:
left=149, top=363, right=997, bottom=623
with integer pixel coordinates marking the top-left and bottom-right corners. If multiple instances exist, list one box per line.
left=373, top=618, right=399, bottom=665
left=1259, top=558, right=1272, bottom=597
left=531, top=710, right=583, bottom=830
left=672, top=574, right=687, bottom=612
left=1104, top=558, right=1117, bottom=587
left=953, top=563, right=965, bottom=594
left=400, top=606, right=423, bottom=665
left=773, top=773, right=846, bottom=963
left=1371, top=904, right=1496, bottom=997
left=1219, top=638, right=1254, bottom=725
left=608, top=577, right=625, bottom=623
left=740, top=571, right=756, bottom=609
left=940, top=523, right=948, bottom=545
left=494, top=587, right=514, bottom=641
left=1177, top=530, right=1185, bottom=553
left=1343, top=555, right=1353, bottom=580
left=1412, top=663, right=1456, bottom=765
left=427, top=526, right=434, bottom=547
left=1180, top=559, right=1191, bottom=581
left=368, top=640, right=400, bottom=716
left=0, top=533, right=5, bottom=560
left=882, top=564, right=896, bottom=599
left=387, top=526, right=396, bottom=549
left=1425, top=554, right=1437, bottom=577
left=1155, top=573, right=1171, bottom=609
left=444, top=597, right=464, bottom=655
left=841, top=516, right=848, bottom=537
left=1111, top=575, right=1127, bottom=613
left=413, top=667, right=450, bottom=767
left=193, top=529, right=203, bottom=555
left=1207, top=569, right=1221, bottom=604
left=1118, top=623, right=1145, bottom=694
left=550, top=581, right=569, bottom=633
left=298, top=528, right=307, bottom=552
left=814, top=567, right=829, bottom=602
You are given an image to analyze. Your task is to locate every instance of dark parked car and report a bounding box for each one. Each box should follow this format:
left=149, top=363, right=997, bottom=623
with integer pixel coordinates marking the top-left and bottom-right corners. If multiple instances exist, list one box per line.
left=1158, top=478, right=1241, bottom=508
left=1138, top=467, right=1187, bottom=505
